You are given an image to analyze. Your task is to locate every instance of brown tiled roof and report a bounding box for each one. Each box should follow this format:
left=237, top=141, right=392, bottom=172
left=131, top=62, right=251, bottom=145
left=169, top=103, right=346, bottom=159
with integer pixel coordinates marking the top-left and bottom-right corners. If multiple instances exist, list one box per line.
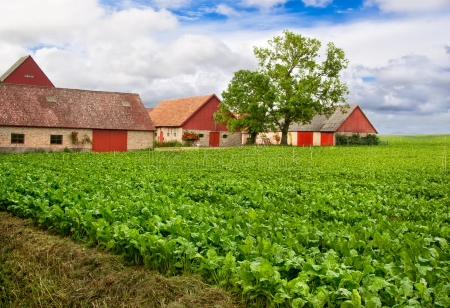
left=149, top=94, right=216, bottom=127
left=289, top=105, right=358, bottom=132
left=0, top=84, right=155, bottom=131
left=0, top=55, right=29, bottom=82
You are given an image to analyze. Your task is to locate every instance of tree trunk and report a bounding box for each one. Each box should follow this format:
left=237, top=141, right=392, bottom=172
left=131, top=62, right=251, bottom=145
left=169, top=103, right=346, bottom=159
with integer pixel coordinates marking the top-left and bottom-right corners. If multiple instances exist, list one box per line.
left=279, top=122, right=291, bottom=145
left=248, top=132, right=258, bottom=145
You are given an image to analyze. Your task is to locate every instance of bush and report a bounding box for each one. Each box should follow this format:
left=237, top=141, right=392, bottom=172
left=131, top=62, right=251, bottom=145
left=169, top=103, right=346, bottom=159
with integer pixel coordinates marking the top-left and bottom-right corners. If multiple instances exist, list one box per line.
left=336, top=133, right=380, bottom=146
left=153, top=140, right=183, bottom=148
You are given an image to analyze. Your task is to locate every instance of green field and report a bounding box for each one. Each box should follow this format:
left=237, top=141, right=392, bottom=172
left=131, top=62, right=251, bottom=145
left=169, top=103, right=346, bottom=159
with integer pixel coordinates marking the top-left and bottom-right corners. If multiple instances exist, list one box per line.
left=1, top=135, right=449, bottom=307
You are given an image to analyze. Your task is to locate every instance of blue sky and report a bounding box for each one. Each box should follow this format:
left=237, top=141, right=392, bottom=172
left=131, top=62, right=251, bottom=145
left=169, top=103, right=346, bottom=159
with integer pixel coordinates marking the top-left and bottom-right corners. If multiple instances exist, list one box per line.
left=1, top=0, right=449, bottom=134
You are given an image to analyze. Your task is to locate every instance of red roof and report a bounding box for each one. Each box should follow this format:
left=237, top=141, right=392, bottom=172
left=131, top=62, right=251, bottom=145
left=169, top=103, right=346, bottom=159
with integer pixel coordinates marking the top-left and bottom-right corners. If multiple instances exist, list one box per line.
left=0, top=84, right=155, bottom=131
left=149, top=94, right=217, bottom=127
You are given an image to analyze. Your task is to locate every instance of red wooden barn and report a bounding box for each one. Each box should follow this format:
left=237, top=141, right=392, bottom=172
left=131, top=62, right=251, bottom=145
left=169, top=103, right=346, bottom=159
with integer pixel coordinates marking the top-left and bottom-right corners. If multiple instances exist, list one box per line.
left=290, top=105, right=377, bottom=146
left=148, top=94, right=241, bottom=147
left=0, top=55, right=54, bottom=87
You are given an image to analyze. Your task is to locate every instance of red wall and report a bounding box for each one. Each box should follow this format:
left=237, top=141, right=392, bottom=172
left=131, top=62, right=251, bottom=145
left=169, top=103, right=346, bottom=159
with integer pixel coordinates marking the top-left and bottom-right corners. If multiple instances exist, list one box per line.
left=182, top=96, right=228, bottom=131
left=3, top=57, right=54, bottom=87
left=336, top=107, right=377, bottom=133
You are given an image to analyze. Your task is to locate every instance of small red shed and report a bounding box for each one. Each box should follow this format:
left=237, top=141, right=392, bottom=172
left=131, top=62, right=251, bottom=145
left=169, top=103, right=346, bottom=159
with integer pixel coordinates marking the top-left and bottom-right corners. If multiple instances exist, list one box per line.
left=290, top=105, right=377, bottom=146
left=0, top=55, right=54, bottom=87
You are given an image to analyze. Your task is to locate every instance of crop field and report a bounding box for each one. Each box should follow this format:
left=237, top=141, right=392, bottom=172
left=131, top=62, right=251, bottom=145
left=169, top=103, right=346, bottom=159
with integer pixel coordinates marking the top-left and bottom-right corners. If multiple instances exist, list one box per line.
left=1, top=135, right=449, bottom=307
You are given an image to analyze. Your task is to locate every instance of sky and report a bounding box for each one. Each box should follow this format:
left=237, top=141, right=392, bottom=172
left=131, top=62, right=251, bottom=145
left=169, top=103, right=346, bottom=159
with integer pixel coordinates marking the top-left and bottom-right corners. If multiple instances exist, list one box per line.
left=0, top=0, right=449, bottom=135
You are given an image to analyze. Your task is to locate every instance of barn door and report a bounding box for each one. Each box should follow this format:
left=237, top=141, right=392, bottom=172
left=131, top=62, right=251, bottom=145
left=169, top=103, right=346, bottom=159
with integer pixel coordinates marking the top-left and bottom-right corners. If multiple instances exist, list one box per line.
left=92, top=130, right=127, bottom=152
left=159, top=131, right=164, bottom=142
left=297, top=132, right=313, bottom=146
left=209, top=132, right=220, bottom=147
left=321, top=133, right=334, bottom=146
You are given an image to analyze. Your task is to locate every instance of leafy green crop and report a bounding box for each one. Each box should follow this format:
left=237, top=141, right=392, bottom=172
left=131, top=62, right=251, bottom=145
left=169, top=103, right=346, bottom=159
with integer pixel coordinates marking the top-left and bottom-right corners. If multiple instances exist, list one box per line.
left=1, top=135, right=449, bottom=307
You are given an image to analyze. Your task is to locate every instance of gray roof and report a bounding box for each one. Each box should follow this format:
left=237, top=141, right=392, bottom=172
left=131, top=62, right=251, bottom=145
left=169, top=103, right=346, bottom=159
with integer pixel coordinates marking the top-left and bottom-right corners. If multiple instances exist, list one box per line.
left=0, top=55, right=29, bottom=82
left=289, top=105, right=358, bottom=132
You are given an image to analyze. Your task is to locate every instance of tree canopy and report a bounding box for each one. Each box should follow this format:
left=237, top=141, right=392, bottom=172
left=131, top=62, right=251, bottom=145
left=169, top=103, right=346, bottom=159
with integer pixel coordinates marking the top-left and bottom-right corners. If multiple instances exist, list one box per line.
left=215, top=30, right=349, bottom=145
left=214, top=70, right=276, bottom=144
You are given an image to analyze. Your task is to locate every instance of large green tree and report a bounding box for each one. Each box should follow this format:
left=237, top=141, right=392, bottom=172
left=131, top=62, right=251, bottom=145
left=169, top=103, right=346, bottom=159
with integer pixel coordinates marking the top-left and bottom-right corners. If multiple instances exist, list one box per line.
left=217, top=30, right=349, bottom=145
left=214, top=69, right=277, bottom=144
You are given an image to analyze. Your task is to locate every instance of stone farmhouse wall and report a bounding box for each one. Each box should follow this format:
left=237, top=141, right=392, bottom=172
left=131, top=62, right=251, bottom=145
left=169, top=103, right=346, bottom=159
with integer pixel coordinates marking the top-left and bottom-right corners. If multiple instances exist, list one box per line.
left=0, top=126, right=154, bottom=153
left=0, top=126, right=92, bottom=153
left=128, top=131, right=153, bottom=150
left=193, top=130, right=241, bottom=147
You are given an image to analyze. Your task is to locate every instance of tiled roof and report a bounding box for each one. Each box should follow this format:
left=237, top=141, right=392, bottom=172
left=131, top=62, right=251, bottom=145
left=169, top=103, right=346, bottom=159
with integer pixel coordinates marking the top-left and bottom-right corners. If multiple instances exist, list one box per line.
left=0, top=84, right=155, bottom=131
left=289, top=105, right=358, bottom=132
left=0, top=55, right=29, bottom=82
left=149, top=94, right=216, bottom=127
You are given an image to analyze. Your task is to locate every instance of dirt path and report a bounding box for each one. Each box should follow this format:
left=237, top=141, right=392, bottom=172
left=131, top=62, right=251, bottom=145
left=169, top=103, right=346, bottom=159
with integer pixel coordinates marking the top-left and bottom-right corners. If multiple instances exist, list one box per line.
left=0, top=211, right=237, bottom=308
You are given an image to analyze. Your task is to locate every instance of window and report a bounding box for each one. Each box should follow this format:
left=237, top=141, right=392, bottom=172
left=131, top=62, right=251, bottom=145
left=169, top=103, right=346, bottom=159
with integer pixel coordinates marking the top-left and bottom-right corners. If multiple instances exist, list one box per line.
left=11, top=133, right=25, bottom=144
left=167, top=132, right=170, bottom=137
left=50, top=135, right=63, bottom=145
left=174, top=132, right=176, bottom=137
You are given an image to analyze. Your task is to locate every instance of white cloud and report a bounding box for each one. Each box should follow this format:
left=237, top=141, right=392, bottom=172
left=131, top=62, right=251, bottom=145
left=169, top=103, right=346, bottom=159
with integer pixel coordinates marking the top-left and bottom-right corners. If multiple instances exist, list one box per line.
left=302, top=0, right=333, bottom=8
left=364, top=0, right=450, bottom=13
left=215, top=4, right=241, bottom=17
left=151, top=0, right=192, bottom=9
left=343, top=54, right=450, bottom=134
left=240, top=0, right=288, bottom=10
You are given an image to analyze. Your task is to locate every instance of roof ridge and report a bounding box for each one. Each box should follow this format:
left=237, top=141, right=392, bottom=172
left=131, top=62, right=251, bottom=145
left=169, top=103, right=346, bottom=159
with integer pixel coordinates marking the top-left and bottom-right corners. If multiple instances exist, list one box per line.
left=0, top=82, right=138, bottom=96
left=0, top=55, right=30, bottom=82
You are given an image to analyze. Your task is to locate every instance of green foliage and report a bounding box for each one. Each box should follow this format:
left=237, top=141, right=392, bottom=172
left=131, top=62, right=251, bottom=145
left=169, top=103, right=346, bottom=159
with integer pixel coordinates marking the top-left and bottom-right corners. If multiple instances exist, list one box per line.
left=1, top=135, right=449, bottom=307
left=215, top=70, right=276, bottom=144
left=255, top=30, right=349, bottom=144
left=70, top=132, right=92, bottom=146
left=336, top=134, right=380, bottom=146
left=153, top=140, right=183, bottom=148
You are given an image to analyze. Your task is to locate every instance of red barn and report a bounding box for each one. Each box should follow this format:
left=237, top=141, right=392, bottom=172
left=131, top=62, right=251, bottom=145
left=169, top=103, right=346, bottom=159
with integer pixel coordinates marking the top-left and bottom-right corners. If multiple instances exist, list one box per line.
left=0, top=55, right=54, bottom=87
left=290, top=105, right=377, bottom=146
left=148, top=94, right=241, bottom=147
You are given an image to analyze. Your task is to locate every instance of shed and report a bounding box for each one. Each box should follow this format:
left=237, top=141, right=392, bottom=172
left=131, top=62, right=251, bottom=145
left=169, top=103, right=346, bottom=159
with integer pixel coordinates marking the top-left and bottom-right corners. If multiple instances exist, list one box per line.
left=0, top=55, right=54, bottom=87
left=0, top=84, right=155, bottom=153
left=289, top=105, right=377, bottom=146
left=148, top=94, right=241, bottom=147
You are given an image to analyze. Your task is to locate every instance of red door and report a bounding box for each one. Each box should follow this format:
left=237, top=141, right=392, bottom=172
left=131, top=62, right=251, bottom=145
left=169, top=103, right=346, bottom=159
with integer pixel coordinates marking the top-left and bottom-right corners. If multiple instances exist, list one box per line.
left=92, top=130, right=127, bottom=152
left=92, top=130, right=110, bottom=152
left=110, top=131, right=127, bottom=151
left=297, top=132, right=313, bottom=146
left=209, top=132, right=219, bottom=147
left=321, top=133, right=334, bottom=146
left=159, top=131, right=164, bottom=142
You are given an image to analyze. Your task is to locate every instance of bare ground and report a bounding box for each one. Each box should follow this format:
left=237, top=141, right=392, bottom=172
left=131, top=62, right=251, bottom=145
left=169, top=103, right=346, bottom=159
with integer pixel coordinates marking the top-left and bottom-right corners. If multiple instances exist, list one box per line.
left=0, top=211, right=238, bottom=308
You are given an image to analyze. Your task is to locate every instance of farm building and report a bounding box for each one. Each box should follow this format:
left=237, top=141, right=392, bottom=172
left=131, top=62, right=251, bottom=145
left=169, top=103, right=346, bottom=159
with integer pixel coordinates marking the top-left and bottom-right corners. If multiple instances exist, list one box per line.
left=148, top=94, right=241, bottom=147
left=289, top=104, right=377, bottom=146
left=0, top=55, right=155, bottom=153
left=0, top=83, right=155, bottom=153
left=0, top=55, right=55, bottom=87
left=248, top=104, right=377, bottom=146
